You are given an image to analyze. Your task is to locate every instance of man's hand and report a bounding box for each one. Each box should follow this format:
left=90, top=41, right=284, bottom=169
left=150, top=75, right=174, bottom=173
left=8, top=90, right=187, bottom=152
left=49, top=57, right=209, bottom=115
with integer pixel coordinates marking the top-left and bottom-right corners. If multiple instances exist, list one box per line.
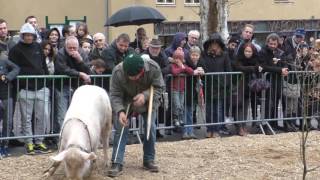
left=70, top=51, right=83, bottom=62
left=273, top=58, right=280, bottom=64
left=197, top=67, right=205, bottom=75
left=118, top=111, right=128, bottom=126
left=79, top=72, right=91, bottom=84
left=281, top=68, right=289, bottom=76
left=1, top=75, right=6, bottom=82
left=133, top=93, right=145, bottom=107
left=135, top=48, right=141, bottom=54
left=176, top=60, right=184, bottom=68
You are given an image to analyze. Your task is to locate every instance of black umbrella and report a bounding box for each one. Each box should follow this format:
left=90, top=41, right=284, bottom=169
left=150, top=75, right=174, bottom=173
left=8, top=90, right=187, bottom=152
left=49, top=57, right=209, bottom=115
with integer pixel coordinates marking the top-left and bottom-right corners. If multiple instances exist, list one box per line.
left=105, top=5, right=166, bottom=27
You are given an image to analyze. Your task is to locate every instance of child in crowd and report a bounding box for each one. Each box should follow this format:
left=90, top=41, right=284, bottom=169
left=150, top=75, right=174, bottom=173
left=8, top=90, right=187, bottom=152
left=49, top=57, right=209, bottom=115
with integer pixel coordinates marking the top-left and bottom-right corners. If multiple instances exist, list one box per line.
left=90, top=58, right=106, bottom=87
left=80, top=39, right=92, bottom=56
left=0, top=50, right=20, bottom=158
left=41, top=41, right=55, bottom=75
left=170, top=47, right=194, bottom=137
left=90, top=58, right=106, bottom=75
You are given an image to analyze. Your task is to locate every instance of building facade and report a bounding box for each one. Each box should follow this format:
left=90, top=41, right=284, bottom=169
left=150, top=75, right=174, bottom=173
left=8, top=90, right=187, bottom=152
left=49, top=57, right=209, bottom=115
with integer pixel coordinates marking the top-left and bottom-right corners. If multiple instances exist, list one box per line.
left=1, top=0, right=320, bottom=44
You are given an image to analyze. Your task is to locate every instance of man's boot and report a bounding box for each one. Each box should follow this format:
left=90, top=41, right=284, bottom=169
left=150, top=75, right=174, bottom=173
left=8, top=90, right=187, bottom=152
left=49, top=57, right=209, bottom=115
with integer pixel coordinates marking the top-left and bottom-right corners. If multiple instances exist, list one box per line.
left=107, top=163, right=123, bottom=177
left=143, top=161, right=159, bottom=172
left=238, top=127, right=248, bottom=136
left=284, top=121, right=297, bottom=132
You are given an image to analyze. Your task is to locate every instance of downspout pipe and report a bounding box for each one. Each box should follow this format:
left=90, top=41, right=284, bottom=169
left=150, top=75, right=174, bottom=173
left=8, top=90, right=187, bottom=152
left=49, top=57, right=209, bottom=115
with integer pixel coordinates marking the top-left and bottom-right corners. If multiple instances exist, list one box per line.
left=105, top=0, right=110, bottom=43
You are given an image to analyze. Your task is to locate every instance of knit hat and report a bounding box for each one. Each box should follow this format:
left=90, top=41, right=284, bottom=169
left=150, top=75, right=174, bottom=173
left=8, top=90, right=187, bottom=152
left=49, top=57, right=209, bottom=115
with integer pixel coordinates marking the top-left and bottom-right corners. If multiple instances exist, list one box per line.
left=123, top=54, right=144, bottom=76
left=173, top=47, right=184, bottom=60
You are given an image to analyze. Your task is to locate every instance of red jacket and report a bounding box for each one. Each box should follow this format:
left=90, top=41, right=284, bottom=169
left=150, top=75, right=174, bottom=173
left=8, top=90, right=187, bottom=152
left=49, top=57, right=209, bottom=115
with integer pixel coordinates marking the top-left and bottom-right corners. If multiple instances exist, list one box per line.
left=171, top=63, right=194, bottom=92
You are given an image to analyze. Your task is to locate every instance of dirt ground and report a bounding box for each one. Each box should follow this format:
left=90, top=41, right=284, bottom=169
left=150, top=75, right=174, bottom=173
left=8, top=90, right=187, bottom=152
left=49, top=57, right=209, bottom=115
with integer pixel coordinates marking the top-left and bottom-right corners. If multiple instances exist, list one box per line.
left=1, top=131, right=320, bottom=180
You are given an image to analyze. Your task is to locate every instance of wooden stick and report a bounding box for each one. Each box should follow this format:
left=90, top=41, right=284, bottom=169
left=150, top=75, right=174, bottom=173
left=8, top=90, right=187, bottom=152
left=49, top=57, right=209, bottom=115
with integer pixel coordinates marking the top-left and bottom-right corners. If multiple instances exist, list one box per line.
left=147, top=86, right=154, bottom=140
left=114, top=103, right=131, bottom=163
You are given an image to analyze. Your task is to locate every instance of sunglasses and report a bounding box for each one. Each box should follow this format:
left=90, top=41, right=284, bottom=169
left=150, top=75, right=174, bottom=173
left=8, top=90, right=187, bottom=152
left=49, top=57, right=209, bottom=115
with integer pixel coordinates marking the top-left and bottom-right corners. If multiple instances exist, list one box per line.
left=94, top=39, right=104, bottom=43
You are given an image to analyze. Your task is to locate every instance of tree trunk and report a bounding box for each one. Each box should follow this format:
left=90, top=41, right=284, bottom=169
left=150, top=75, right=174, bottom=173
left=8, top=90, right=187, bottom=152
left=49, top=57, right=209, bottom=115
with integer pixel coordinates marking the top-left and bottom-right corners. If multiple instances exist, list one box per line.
left=200, top=0, right=229, bottom=45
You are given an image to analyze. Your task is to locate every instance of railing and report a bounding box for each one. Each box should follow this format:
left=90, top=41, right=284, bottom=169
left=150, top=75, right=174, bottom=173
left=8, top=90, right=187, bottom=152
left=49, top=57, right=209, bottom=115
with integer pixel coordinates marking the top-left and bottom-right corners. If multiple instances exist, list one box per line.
left=0, top=71, right=319, bottom=141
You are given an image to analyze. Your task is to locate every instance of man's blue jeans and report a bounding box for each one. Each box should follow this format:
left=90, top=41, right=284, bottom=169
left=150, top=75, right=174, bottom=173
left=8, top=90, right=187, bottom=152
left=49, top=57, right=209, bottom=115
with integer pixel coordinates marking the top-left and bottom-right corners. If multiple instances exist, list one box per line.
left=53, top=87, right=72, bottom=133
left=111, top=110, right=157, bottom=164
left=185, top=106, right=194, bottom=134
left=1, top=98, right=13, bottom=147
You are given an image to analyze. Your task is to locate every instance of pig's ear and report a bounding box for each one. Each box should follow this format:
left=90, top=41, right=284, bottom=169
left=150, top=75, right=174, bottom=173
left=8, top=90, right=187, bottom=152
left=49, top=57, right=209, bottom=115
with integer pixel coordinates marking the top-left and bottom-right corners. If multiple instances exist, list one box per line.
left=80, top=151, right=97, bottom=161
left=50, top=150, right=68, bottom=162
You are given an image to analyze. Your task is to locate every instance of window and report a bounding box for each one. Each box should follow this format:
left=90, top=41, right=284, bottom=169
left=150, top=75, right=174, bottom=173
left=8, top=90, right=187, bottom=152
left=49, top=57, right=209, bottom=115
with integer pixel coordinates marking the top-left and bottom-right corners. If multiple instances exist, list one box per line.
left=185, top=0, right=200, bottom=4
left=156, top=0, right=175, bottom=5
left=274, top=0, right=294, bottom=3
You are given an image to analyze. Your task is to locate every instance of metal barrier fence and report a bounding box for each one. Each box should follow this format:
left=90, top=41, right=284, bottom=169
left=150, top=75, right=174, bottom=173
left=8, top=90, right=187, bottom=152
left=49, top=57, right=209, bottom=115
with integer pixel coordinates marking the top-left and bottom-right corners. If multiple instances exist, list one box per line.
left=1, top=71, right=320, bottom=141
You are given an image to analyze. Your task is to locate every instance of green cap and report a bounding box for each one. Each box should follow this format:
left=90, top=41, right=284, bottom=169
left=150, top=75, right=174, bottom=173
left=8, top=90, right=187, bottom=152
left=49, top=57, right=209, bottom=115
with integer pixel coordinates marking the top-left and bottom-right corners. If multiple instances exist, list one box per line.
left=123, top=54, right=144, bottom=76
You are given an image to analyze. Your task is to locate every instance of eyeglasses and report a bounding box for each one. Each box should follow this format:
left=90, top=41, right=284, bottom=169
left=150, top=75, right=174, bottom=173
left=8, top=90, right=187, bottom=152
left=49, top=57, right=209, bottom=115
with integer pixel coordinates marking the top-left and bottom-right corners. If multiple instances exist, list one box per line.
left=190, top=36, right=198, bottom=40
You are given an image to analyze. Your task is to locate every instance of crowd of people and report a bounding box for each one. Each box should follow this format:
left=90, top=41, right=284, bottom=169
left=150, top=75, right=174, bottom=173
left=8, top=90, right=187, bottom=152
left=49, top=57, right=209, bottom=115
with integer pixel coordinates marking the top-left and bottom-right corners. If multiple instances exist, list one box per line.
left=1, top=15, right=320, bottom=163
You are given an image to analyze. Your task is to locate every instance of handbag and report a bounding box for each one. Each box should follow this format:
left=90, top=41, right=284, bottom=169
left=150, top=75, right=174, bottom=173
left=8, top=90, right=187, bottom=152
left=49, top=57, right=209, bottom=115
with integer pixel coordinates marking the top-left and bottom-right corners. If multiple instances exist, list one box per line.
left=248, top=78, right=271, bottom=93
left=282, top=81, right=301, bottom=98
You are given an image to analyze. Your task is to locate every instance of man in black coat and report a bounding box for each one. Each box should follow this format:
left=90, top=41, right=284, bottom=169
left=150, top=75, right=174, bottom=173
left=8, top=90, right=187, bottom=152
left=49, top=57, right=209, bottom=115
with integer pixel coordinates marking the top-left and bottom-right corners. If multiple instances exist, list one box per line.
left=129, top=27, right=146, bottom=53
left=143, top=38, right=170, bottom=77
left=101, top=33, right=134, bottom=74
left=283, top=28, right=306, bottom=63
left=54, top=36, right=91, bottom=136
left=258, top=33, right=289, bottom=132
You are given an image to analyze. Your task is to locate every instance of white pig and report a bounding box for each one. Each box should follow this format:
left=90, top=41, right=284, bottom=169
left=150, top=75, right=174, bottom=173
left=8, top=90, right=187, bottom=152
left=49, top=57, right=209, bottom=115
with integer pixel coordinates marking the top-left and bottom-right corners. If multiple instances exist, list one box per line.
left=44, top=85, right=112, bottom=180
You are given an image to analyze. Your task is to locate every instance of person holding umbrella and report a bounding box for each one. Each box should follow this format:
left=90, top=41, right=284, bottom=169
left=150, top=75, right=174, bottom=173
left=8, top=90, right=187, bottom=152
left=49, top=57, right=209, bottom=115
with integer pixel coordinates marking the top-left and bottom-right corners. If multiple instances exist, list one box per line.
left=130, top=27, right=147, bottom=53
left=107, top=53, right=165, bottom=177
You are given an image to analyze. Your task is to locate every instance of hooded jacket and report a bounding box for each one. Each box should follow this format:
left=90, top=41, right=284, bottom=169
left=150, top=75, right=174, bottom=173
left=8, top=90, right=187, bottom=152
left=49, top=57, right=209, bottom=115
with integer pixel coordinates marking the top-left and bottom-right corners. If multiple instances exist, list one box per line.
left=164, top=32, right=188, bottom=58
left=202, top=33, right=232, bottom=100
left=101, top=40, right=134, bottom=74
left=19, top=23, right=36, bottom=41
left=9, top=23, right=48, bottom=90
left=0, top=55, right=20, bottom=99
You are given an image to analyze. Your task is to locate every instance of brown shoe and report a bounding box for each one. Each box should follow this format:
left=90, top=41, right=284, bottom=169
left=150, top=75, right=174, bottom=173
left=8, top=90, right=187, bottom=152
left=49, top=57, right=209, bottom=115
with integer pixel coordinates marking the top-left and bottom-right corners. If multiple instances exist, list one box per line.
left=212, top=132, right=220, bottom=138
left=206, top=132, right=213, bottom=138
left=238, top=127, right=248, bottom=136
